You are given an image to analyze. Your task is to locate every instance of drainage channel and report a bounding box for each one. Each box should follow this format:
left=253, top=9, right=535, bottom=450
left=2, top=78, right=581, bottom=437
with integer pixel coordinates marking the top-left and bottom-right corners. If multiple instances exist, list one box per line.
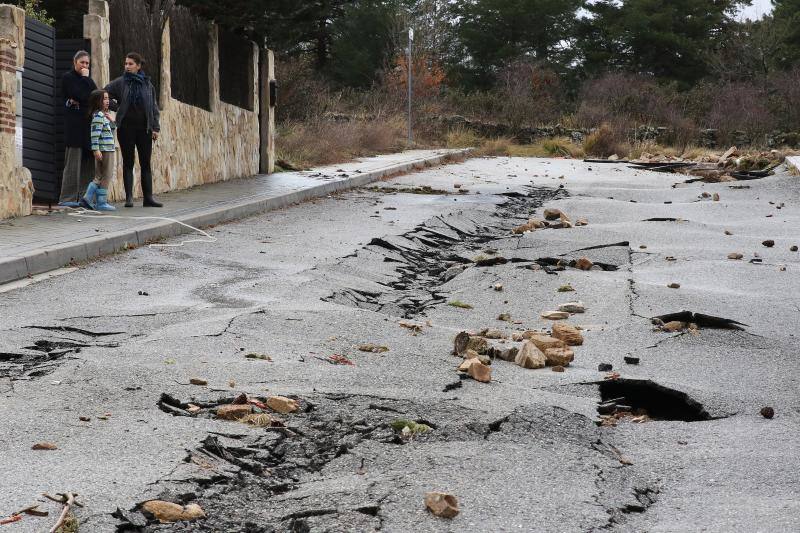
left=323, top=186, right=564, bottom=318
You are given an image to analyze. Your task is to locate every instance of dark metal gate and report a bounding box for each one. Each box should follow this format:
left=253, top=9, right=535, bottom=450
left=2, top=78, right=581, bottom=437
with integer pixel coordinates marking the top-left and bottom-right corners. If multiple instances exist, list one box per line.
left=55, top=38, right=91, bottom=189
left=22, top=18, right=57, bottom=203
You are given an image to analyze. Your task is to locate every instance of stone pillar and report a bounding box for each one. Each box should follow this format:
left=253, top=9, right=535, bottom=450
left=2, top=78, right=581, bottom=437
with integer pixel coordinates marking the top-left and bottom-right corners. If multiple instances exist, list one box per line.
left=159, top=15, right=170, bottom=107
left=208, top=23, right=219, bottom=113
left=83, top=0, right=110, bottom=87
left=250, top=42, right=258, bottom=113
left=259, top=49, right=275, bottom=174
left=0, top=4, right=33, bottom=219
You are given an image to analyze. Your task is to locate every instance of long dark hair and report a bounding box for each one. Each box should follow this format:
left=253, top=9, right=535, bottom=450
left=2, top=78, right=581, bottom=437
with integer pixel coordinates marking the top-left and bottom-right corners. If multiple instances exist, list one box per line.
left=87, top=89, right=107, bottom=118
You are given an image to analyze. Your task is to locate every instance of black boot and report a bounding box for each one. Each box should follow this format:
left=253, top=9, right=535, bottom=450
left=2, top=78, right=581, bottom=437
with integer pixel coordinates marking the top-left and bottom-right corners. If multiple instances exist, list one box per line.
left=123, top=168, right=134, bottom=208
left=141, top=170, right=163, bottom=208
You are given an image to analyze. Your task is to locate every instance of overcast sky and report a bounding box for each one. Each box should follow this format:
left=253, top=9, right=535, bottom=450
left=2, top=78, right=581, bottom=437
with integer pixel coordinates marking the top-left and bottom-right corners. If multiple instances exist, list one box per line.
left=738, top=0, right=773, bottom=20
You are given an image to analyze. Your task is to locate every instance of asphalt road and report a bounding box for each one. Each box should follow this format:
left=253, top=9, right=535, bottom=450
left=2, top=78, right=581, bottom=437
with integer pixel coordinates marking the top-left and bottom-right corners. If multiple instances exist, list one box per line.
left=1, top=157, right=798, bottom=532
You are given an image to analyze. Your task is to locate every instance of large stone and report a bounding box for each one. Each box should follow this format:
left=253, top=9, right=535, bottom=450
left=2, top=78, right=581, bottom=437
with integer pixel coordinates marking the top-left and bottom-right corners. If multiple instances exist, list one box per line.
left=216, top=404, right=252, bottom=420
left=575, top=257, right=593, bottom=270
left=541, top=311, right=570, bottom=320
left=459, top=358, right=491, bottom=382
left=515, top=341, right=546, bottom=369
left=558, top=301, right=585, bottom=313
left=141, top=501, right=206, bottom=523
left=544, top=208, right=564, bottom=221
left=267, top=396, right=299, bottom=414
left=466, top=336, right=489, bottom=354
left=528, top=334, right=567, bottom=352
left=496, top=346, right=519, bottom=362
left=424, top=492, right=459, bottom=518
left=551, top=323, right=584, bottom=346
left=544, top=347, right=574, bottom=366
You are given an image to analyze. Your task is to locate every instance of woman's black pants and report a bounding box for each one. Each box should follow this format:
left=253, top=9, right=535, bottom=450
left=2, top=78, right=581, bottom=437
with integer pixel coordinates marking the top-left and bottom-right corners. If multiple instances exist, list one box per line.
left=118, top=127, right=154, bottom=202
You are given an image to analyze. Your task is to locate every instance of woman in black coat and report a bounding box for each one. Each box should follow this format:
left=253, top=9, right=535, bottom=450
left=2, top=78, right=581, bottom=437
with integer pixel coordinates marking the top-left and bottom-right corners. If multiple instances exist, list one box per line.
left=105, top=52, right=163, bottom=207
left=59, top=50, right=97, bottom=206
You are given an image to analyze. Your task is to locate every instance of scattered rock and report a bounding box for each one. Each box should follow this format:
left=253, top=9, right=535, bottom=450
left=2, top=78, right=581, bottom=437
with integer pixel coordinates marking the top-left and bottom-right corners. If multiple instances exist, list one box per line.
left=267, top=396, right=299, bottom=414
left=459, top=358, right=492, bottom=382
left=575, top=217, right=588, bottom=226
left=453, top=183, right=462, bottom=189
left=575, top=257, right=593, bottom=271
left=529, top=218, right=546, bottom=229
left=760, top=406, right=775, bottom=419
left=79, top=416, right=90, bottom=422
left=528, top=334, right=567, bottom=352
left=496, top=346, right=519, bottom=362
left=216, top=404, right=253, bottom=420
left=31, top=442, right=57, bottom=450
left=558, top=284, right=575, bottom=292
left=551, top=323, right=584, bottom=346
left=661, top=321, right=687, bottom=332
left=186, top=404, right=202, bottom=414
left=453, top=331, right=470, bottom=355
left=481, top=329, right=506, bottom=340
left=466, top=336, right=489, bottom=354
left=543, top=208, right=564, bottom=220
left=762, top=240, right=775, bottom=248
left=140, top=501, right=206, bottom=523
left=497, top=312, right=512, bottom=322
left=624, top=356, right=640, bottom=365
left=541, top=311, right=570, bottom=320
left=515, top=341, right=546, bottom=369
left=712, top=193, right=720, bottom=201
left=724, top=230, right=733, bottom=235
left=559, top=212, right=572, bottom=225
left=245, top=352, right=272, bottom=360
left=598, top=363, right=613, bottom=372
left=189, top=378, right=208, bottom=386
left=494, top=283, right=503, bottom=291
left=358, top=343, right=389, bottom=353
left=667, top=283, right=680, bottom=289
left=544, top=347, right=574, bottom=366
left=791, top=246, right=798, bottom=252
left=424, top=492, right=459, bottom=519
left=728, top=253, right=743, bottom=260
left=551, top=365, right=565, bottom=373
left=558, top=301, right=585, bottom=313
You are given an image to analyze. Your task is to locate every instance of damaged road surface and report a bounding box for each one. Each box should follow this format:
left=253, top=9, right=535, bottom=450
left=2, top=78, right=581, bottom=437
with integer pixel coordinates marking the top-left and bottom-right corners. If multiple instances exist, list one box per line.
left=1, top=157, right=799, bottom=532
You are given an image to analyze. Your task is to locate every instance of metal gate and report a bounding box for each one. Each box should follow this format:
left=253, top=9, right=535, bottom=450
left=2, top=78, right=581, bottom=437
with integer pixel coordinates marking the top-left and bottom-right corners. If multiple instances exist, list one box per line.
left=21, top=18, right=57, bottom=203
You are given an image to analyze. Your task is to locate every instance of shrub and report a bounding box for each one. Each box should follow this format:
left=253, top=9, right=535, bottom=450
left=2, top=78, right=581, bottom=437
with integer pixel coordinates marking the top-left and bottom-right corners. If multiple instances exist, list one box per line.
left=583, top=124, right=629, bottom=158
left=703, top=82, right=775, bottom=146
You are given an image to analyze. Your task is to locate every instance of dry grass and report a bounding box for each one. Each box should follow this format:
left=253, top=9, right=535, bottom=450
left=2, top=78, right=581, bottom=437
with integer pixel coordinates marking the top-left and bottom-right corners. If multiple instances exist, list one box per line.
left=277, top=116, right=407, bottom=169
left=507, top=137, right=584, bottom=158
left=583, top=124, right=630, bottom=158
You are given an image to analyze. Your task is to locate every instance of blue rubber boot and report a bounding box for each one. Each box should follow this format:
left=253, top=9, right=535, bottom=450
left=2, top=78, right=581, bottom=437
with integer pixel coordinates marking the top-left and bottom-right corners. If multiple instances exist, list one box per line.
left=79, top=182, right=98, bottom=210
left=58, top=201, right=81, bottom=208
left=95, top=188, right=116, bottom=211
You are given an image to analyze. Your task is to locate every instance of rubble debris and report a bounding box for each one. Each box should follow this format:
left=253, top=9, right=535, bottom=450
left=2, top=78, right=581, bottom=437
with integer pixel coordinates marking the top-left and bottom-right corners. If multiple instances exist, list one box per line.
left=760, top=407, right=775, bottom=419
left=541, top=311, right=570, bottom=320
left=728, top=253, right=743, bottom=260
left=495, top=346, right=519, bottom=362
left=358, top=343, right=389, bottom=353
left=543, top=208, right=564, bottom=221
left=558, top=284, right=575, bottom=292
left=321, top=354, right=355, bottom=365
left=31, top=442, right=58, bottom=450
left=599, top=363, right=613, bottom=372
left=575, top=257, right=593, bottom=270
left=551, top=365, right=565, bottom=373
left=140, top=500, right=205, bottom=523
left=667, top=283, right=681, bottom=289
left=474, top=256, right=508, bottom=267
left=245, top=352, right=272, bottom=360
left=544, top=347, right=574, bottom=367
left=424, top=492, right=459, bottom=519
left=528, top=334, right=567, bottom=351
left=558, top=301, right=585, bottom=313
left=189, top=378, right=208, bottom=386
left=459, top=358, right=492, bottom=382
left=712, top=193, right=720, bottom=201
left=497, top=313, right=512, bottom=322
left=652, top=311, right=747, bottom=330
left=493, top=283, right=504, bottom=291
left=481, top=329, right=506, bottom=340
left=453, top=332, right=470, bottom=355
left=791, top=246, right=798, bottom=252
left=624, top=356, right=640, bottom=365
left=515, top=341, right=546, bottom=369
left=447, top=300, right=474, bottom=310
left=466, top=336, right=489, bottom=354
left=79, top=416, right=90, bottom=422
left=267, top=396, right=299, bottom=414
left=762, top=240, right=775, bottom=248
left=216, top=404, right=253, bottom=420
left=575, top=217, right=588, bottom=226
left=551, top=323, right=584, bottom=346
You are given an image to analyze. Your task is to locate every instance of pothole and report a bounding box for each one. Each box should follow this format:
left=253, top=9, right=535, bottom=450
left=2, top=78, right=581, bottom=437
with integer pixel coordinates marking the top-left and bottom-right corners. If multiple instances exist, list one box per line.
left=596, top=379, right=713, bottom=423
left=323, top=186, right=563, bottom=317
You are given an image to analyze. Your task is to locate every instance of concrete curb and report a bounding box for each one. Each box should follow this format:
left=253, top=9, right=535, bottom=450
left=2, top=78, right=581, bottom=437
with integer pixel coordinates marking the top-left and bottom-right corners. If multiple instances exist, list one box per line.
left=0, top=149, right=471, bottom=285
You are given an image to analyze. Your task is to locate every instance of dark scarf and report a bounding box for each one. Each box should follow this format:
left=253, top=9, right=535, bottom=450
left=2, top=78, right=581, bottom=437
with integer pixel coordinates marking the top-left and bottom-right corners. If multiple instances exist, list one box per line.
left=124, top=71, right=148, bottom=108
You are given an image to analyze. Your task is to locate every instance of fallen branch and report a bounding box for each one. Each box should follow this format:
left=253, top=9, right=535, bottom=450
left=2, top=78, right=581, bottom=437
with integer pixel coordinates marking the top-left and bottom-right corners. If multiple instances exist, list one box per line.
left=43, top=492, right=82, bottom=533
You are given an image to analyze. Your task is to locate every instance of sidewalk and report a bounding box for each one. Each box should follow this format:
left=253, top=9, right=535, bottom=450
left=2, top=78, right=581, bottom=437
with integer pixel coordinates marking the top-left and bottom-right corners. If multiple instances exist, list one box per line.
left=0, top=149, right=469, bottom=285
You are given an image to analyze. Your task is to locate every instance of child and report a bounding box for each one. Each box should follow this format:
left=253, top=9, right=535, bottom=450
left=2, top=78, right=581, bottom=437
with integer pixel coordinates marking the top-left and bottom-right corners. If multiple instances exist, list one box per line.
left=79, top=89, right=117, bottom=211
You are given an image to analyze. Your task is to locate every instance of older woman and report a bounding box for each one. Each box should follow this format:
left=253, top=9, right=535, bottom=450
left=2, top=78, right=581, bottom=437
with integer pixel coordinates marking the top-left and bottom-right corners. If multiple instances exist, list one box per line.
left=59, top=50, right=98, bottom=207
left=105, top=52, right=162, bottom=207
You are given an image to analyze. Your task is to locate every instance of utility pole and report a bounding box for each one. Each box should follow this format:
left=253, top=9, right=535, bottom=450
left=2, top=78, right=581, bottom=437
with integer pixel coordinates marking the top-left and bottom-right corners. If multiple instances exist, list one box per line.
left=407, top=27, right=413, bottom=144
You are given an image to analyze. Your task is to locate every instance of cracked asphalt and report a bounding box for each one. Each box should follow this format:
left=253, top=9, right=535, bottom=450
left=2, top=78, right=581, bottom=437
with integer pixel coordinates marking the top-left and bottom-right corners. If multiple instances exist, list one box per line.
left=1, top=157, right=799, bottom=532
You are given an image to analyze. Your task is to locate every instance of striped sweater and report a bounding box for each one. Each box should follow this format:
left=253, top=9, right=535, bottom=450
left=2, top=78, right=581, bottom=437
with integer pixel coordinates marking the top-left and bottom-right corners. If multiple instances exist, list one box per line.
left=90, top=111, right=116, bottom=152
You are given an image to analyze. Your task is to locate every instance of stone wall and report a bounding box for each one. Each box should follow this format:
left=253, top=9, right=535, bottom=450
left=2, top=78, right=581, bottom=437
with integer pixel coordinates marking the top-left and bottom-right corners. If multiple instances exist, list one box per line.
left=0, top=4, right=33, bottom=219
left=87, top=1, right=261, bottom=201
